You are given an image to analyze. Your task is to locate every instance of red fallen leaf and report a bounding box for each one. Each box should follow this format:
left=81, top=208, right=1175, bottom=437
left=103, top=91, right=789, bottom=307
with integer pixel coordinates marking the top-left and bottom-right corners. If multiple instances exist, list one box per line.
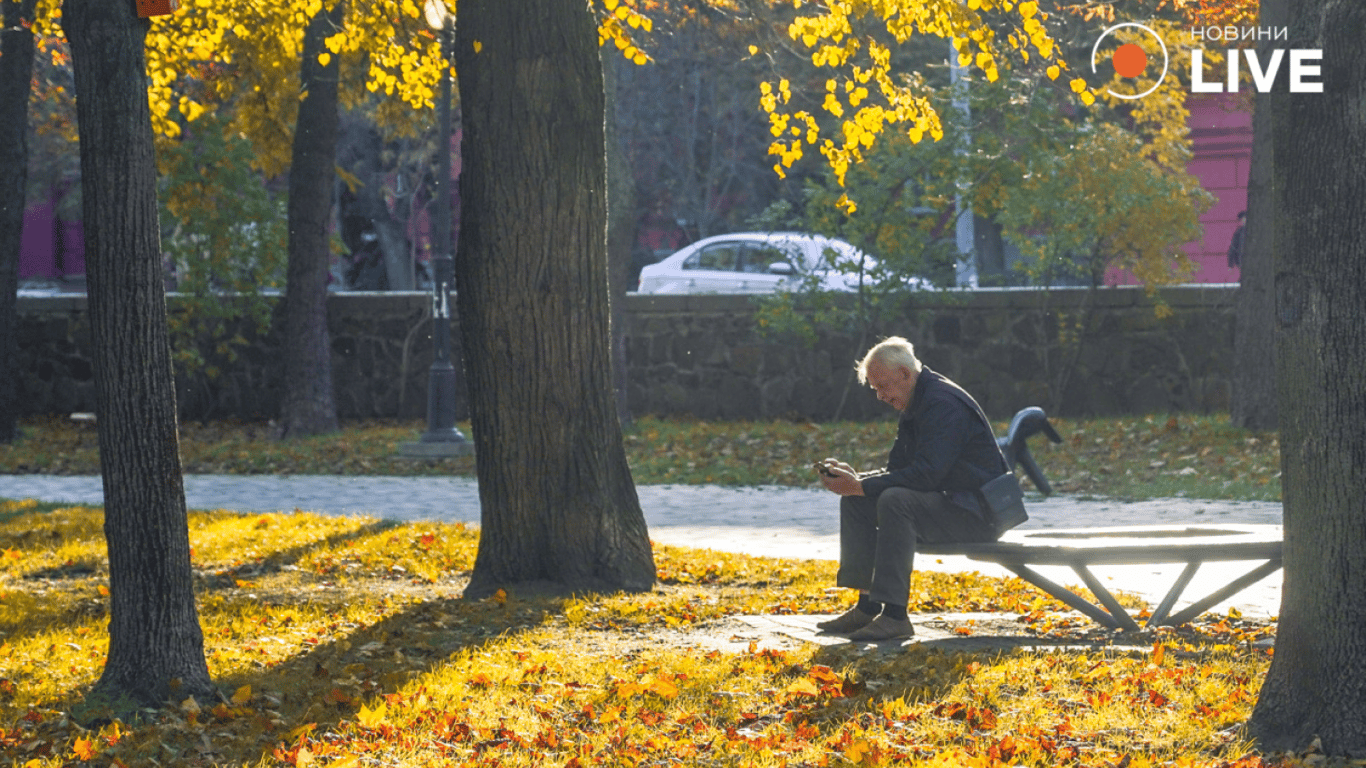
left=1147, top=690, right=1169, bottom=707
left=807, top=665, right=841, bottom=684
left=970, top=706, right=998, bottom=731
left=324, top=688, right=351, bottom=705
left=934, top=702, right=967, bottom=720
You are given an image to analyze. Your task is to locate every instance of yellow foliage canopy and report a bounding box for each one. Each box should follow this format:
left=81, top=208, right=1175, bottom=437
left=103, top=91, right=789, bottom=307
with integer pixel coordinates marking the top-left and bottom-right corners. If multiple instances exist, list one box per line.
left=142, top=0, right=649, bottom=178
left=765, top=0, right=1089, bottom=185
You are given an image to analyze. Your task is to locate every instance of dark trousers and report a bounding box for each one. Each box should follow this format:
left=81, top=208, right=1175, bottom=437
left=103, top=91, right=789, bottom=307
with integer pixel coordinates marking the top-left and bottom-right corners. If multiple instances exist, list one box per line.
left=837, top=487, right=995, bottom=606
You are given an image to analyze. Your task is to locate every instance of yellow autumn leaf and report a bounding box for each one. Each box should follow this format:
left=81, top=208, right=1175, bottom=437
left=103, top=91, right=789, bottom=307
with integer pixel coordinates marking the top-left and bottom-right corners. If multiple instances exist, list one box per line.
left=356, top=700, right=387, bottom=728
left=786, top=677, right=819, bottom=696
left=748, top=44, right=758, bottom=56
left=473, top=40, right=482, bottom=53
left=317, top=52, right=331, bottom=67
left=648, top=676, right=679, bottom=699
left=1047, top=64, right=1060, bottom=80
left=231, top=684, right=251, bottom=704
left=846, top=738, right=873, bottom=762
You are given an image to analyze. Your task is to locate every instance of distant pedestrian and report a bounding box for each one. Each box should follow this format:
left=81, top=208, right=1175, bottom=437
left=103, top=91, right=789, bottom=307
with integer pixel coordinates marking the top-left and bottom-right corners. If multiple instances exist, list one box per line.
left=812, top=337, right=1020, bottom=642
left=1227, top=210, right=1246, bottom=270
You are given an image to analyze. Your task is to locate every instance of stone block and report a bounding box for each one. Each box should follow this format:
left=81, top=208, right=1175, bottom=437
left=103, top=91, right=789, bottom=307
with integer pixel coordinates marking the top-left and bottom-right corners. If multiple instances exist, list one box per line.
left=730, top=345, right=764, bottom=377
left=932, top=315, right=961, bottom=345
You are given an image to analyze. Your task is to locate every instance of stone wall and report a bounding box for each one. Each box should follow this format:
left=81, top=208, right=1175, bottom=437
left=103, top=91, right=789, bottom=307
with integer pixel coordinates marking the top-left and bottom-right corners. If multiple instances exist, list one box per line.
left=622, top=286, right=1239, bottom=421
left=14, top=285, right=1238, bottom=422
left=14, top=292, right=467, bottom=422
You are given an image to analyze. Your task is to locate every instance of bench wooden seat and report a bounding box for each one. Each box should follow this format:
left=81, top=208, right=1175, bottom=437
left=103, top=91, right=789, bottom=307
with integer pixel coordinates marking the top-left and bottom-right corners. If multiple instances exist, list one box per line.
left=919, top=524, right=1283, bottom=631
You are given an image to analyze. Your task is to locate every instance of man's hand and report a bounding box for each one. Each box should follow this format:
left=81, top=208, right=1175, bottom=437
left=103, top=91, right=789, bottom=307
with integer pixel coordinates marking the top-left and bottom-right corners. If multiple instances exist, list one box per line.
left=815, top=459, right=864, bottom=496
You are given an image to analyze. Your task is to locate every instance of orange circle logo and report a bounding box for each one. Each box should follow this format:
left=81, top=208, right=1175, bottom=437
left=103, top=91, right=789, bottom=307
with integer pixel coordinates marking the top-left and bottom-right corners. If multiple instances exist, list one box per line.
left=1091, top=23, right=1169, bottom=100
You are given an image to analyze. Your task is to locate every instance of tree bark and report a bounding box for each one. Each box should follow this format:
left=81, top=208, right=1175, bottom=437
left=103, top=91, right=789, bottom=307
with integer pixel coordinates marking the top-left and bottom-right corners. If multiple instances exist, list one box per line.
left=63, top=0, right=214, bottom=710
left=454, top=0, right=656, bottom=597
left=1229, top=53, right=1278, bottom=430
left=603, top=52, right=637, bottom=427
left=0, top=0, right=37, bottom=444
left=1247, top=0, right=1366, bottom=755
left=277, top=1, right=344, bottom=438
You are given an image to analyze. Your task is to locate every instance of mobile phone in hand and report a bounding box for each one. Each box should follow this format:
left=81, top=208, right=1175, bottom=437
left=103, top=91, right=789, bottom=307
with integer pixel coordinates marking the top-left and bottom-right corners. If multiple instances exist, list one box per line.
left=813, top=461, right=838, bottom=477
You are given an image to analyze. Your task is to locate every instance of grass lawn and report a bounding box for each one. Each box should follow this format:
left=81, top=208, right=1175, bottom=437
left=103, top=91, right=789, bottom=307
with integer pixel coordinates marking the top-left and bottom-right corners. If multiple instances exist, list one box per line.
left=0, top=413, right=1288, bottom=766
left=1, top=412, right=1282, bottom=501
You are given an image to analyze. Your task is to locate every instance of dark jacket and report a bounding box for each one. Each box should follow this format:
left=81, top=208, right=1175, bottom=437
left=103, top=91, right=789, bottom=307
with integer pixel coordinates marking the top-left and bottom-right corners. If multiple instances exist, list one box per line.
left=858, top=368, right=1006, bottom=514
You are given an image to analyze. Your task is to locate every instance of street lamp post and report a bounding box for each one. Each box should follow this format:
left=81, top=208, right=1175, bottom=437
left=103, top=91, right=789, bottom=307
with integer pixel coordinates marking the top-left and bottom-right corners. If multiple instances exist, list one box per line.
left=402, top=0, right=472, bottom=458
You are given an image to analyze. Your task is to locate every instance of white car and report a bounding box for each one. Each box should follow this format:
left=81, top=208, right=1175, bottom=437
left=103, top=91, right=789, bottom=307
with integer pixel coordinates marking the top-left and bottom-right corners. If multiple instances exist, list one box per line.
left=634, top=232, right=883, bottom=295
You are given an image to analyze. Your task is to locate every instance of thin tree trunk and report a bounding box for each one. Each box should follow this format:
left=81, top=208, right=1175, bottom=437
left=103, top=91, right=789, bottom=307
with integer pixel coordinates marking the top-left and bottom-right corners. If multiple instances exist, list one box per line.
left=1247, top=0, right=1366, bottom=754
left=455, top=0, right=655, bottom=597
left=604, top=52, right=636, bottom=427
left=1230, top=90, right=1277, bottom=430
left=278, top=1, right=344, bottom=438
left=64, top=0, right=213, bottom=710
left=0, top=0, right=38, bottom=444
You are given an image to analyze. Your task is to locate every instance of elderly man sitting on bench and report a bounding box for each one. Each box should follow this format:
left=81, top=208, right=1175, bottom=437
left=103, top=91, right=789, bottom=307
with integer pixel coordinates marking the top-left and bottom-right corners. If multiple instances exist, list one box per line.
left=814, top=336, right=1010, bottom=641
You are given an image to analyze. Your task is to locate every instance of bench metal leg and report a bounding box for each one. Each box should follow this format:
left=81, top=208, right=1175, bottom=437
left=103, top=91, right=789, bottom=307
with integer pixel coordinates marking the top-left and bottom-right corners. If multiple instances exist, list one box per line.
left=1071, top=564, right=1142, bottom=632
left=1002, top=563, right=1122, bottom=630
left=1148, top=561, right=1202, bottom=626
left=1160, top=559, right=1283, bottom=626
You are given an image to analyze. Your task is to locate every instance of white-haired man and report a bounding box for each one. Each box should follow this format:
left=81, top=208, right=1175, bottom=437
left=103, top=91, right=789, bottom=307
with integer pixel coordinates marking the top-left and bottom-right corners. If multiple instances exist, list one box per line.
left=815, top=336, right=1009, bottom=641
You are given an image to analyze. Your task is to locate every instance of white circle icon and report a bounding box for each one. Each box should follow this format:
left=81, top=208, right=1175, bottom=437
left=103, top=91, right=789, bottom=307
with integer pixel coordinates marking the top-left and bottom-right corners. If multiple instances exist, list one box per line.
left=1091, top=22, right=1170, bottom=100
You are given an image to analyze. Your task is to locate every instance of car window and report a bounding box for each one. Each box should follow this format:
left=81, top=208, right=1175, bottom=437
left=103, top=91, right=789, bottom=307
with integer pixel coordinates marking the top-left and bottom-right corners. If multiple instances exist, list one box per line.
left=683, top=243, right=741, bottom=271
left=808, top=242, right=861, bottom=272
left=739, top=244, right=796, bottom=273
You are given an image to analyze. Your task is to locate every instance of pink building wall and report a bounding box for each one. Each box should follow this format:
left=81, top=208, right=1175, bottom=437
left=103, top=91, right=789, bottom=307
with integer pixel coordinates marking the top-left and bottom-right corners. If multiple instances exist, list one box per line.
left=1108, top=93, right=1252, bottom=285
left=18, top=197, right=85, bottom=281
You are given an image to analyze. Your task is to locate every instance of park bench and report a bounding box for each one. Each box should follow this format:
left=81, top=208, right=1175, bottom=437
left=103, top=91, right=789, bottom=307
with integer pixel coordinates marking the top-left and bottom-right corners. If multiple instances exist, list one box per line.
left=920, top=524, right=1284, bottom=631
left=997, top=406, right=1063, bottom=496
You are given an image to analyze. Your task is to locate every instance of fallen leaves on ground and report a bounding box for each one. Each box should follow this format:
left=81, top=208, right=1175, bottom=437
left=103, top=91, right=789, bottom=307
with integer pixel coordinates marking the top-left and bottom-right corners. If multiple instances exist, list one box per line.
left=0, top=499, right=1290, bottom=767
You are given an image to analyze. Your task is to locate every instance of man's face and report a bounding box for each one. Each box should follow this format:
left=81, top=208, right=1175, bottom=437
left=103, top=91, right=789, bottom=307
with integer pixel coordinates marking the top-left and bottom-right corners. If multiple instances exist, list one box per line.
left=865, top=359, right=915, bottom=412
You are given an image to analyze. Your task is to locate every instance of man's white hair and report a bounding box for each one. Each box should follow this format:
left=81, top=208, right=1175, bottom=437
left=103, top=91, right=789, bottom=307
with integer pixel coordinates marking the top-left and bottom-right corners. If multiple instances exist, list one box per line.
left=857, top=336, right=922, bottom=385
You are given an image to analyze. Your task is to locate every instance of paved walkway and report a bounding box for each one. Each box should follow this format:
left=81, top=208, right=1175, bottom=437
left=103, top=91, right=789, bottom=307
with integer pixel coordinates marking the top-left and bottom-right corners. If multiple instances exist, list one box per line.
left=1, top=475, right=1285, bottom=620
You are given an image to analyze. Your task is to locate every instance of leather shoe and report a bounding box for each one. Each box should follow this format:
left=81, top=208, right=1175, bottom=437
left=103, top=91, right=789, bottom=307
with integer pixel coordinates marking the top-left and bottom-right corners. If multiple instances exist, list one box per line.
left=847, top=615, right=915, bottom=642
left=815, top=607, right=877, bottom=634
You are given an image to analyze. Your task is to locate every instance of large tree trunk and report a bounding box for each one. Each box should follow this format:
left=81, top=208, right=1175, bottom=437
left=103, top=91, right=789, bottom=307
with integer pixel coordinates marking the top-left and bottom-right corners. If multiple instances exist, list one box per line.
left=277, top=1, right=344, bottom=438
left=1229, top=85, right=1277, bottom=429
left=454, top=0, right=655, bottom=597
left=0, top=0, right=37, bottom=444
left=64, top=0, right=214, bottom=710
left=1247, top=0, right=1366, bottom=755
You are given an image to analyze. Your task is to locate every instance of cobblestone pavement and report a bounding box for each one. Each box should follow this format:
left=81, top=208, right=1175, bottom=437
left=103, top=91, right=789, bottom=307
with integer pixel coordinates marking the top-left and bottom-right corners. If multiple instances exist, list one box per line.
left=1, top=475, right=1285, bottom=620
